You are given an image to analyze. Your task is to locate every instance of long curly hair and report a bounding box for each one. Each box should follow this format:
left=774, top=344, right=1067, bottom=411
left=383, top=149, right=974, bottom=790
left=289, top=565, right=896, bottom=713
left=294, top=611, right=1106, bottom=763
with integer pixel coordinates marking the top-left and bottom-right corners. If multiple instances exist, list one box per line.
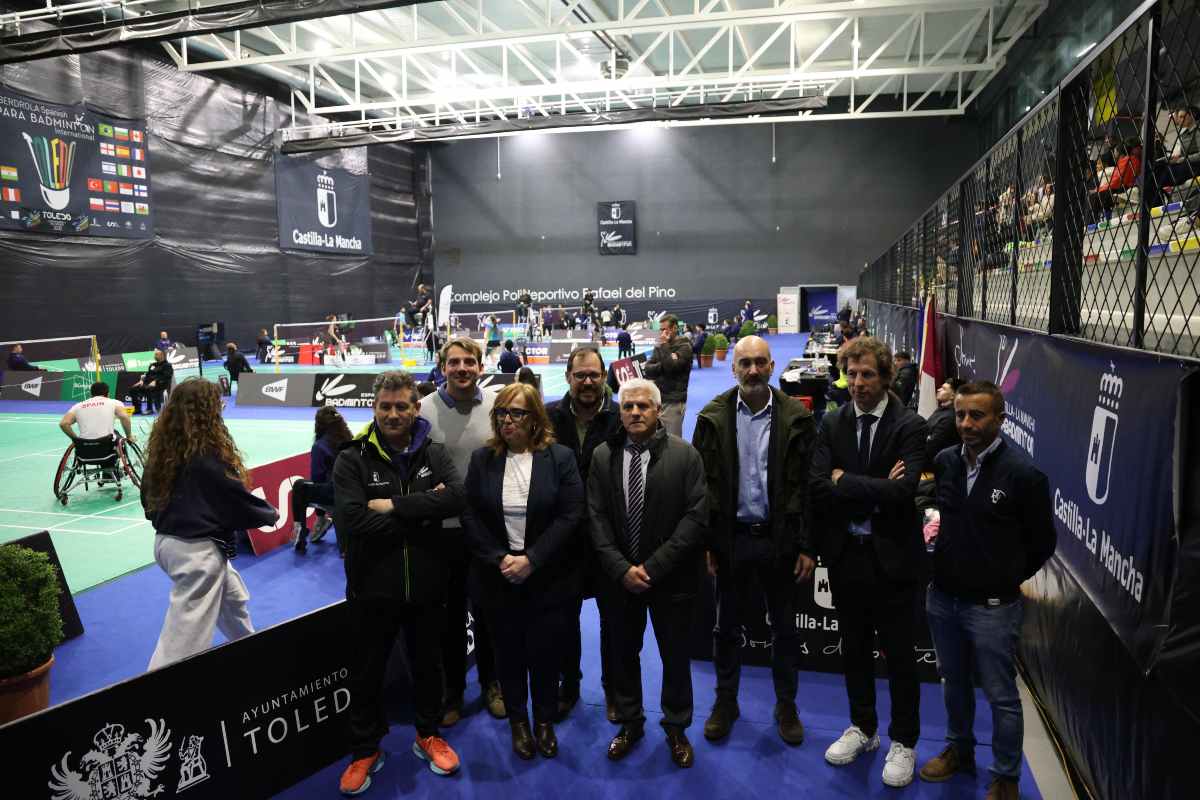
left=142, top=378, right=248, bottom=512
left=314, top=406, right=352, bottom=447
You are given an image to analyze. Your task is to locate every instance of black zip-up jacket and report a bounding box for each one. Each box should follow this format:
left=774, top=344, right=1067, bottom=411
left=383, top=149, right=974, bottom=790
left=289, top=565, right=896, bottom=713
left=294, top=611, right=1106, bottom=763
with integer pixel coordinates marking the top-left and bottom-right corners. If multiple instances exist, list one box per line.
left=224, top=350, right=253, bottom=381
left=643, top=335, right=693, bottom=403
left=932, top=438, right=1057, bottom=602
left=924, top=405, right=960, bottom=466
left=142, top=359, right=174, bottom=390
left=588, top=426, right=707, bottom=599
left=334, top=418, right=466, bottom=604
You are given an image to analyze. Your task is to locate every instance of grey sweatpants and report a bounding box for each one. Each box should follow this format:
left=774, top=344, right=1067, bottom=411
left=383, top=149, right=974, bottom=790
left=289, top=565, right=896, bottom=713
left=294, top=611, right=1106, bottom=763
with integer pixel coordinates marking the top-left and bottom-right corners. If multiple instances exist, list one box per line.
left=148, top=535, right=254, bottom=670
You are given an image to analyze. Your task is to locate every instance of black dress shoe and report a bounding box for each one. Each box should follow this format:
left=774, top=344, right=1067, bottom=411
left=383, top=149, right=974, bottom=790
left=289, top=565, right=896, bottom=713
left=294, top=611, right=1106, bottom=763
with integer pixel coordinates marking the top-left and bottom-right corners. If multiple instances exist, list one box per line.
left=607, top=725, right=644, bottom=761
left=774, top=702, right=805, bottom=746
left=666, top=729, right=694, bottom=768
left=534, top=722, right=558, bottom=758
left=703, top=699, right=740, bottom=741
left=556, top=683, right=580, bottom=722
left=510, top=721, right=535, bottom=760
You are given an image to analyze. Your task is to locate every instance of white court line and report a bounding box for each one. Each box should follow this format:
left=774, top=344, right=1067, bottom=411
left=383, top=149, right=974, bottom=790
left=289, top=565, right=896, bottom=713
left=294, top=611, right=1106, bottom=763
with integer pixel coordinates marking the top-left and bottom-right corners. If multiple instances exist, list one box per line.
left=0, top=522, right=115, bottom=536
left=0, top=448, right=65, bottom=464
left=0, top=507, right=147, bottom=522
left=104, top=519, right=153, bottom=535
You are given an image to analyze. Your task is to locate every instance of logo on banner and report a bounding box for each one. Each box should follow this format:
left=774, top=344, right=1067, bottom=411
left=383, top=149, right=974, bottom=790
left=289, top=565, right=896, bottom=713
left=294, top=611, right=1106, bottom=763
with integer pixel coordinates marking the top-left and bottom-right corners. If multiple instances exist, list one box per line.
left=48, top=719, right=173, bottom=800
left=995, top=334, right=1021, bottom=393
left=1086, top=365, right=1122, bottom=506
left=176, top=735, right=210, bottom=791
left=21, top=132, right=75, bottom=210
left=166, top=347, right=186, bottom=366
left=813, top=565, right=835, bottom=610
left=317, top=171, right=337, bottom=228
left=21, top=376, right=43, bottom=397
left=262, top=379, right=289, bottom=402
left=315, top=375, right=356, bottom=402
left=609, top=203, right=622, bottom=220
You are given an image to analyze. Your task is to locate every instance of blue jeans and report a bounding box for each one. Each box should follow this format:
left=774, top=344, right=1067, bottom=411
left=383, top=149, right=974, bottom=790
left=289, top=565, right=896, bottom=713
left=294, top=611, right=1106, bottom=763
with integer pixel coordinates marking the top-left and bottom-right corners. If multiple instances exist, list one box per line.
left=925, top=585, right=1024, bottom=781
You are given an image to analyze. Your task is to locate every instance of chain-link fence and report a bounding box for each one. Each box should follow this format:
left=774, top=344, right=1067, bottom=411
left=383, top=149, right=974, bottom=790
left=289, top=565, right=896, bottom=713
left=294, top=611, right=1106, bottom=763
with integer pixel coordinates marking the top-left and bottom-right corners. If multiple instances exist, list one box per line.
left=858, top=0, right=1200, bottom=361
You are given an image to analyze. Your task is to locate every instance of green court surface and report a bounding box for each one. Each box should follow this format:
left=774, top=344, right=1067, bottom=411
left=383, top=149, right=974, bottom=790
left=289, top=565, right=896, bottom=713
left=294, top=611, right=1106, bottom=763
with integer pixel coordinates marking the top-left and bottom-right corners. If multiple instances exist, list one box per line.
left=0, top=413, right=316, bottom=594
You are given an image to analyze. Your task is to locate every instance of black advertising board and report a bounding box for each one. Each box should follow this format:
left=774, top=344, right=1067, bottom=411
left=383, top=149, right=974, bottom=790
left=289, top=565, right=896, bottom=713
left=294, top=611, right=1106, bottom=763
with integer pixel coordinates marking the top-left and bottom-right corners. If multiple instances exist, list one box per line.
left=597, top=200, right=636, bottom=255
left=0, top=85, right=153, bottom=239
left=0, top=603, right=354, bottom=799
left=311, top=373, right=378, bottom=408
left=5, top=531, right=84, bottom=640
left=275, top=157, right=373, bottom=256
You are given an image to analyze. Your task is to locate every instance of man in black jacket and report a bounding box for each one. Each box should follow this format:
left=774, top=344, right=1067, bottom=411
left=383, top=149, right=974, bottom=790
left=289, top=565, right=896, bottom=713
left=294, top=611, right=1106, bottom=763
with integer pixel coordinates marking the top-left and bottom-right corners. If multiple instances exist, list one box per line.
left=334, top=370, right=467, bottom=795
left=224, top=342, right=253, bottom=384
left=809, top=337, right=927, bottom=788
left=589, top=378, right=707, bottom=769
left=893, top=351, right=918, bottom=407
left=642, top=315, right=693, bottom=437
left=692, top=336, right=816, bottom=746
left=6, top=343, right=37, bottom=372
left=546, top=346, right=624, bottom=721
left=924, top=378, right=964, bottom=465
left=918, top=382, right=1055, bottom=800
left=129, top=349, right=174, bottom=415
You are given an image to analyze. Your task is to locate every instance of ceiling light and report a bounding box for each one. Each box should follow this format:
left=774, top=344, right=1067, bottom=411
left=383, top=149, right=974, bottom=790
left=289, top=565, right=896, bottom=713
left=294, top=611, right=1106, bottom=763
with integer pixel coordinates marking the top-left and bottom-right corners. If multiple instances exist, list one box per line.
left=380, top=72, right=397, bottom=88
left=313, top=40, right=332, bottom=54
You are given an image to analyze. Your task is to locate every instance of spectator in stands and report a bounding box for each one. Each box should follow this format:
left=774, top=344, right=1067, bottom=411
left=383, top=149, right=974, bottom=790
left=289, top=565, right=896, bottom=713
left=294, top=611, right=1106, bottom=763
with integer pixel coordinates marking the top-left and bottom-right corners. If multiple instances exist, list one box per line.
left=223, top=342, right=253, bottom=385
left=1146, top=104, right=1200, bottom=210
left=924, top=378, right=964, bottom=465
left=854, top=318, right=870, bottom=337
left=461, top=382, right=583, bottom=761
left=692, top=324, right=708, bottom=370
left=129, top=349, right=175, bottom=416
left=643, top=314, right=693, bottom=437
left=892, top=352, right=918, bottom=407
left=617, top=324, right=634, bottom=359
left=420, top=338, right=506, bottom=726
left=1022, top=177, right=1054, bottom=235
left=334, top=370, right=466, bottom=792
left=1090, top=138, right=1142, bottom=221
left=156, top=330, right=172, bottom=352
left=143, top=378, right=278, bottom=671
left=919, top=382, right=1056, bottom=800
left=292, top=406, right=352, bottom=555
left=809, top=337, right=927, bottom=788
left=589, top=378, right=707, bottom=769
left=517, top=367, right=539, bottom=388
left=6, top=343, right=38, bottom=371
left=255, top=329, right=271, bottom=363
left=499, top=340, right=523, bottom=374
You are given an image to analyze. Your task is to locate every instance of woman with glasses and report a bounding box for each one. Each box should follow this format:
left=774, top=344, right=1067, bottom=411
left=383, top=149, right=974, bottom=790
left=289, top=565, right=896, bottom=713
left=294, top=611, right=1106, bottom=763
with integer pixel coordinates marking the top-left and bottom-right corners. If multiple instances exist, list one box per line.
left=461, top=382, right=584, bottom=761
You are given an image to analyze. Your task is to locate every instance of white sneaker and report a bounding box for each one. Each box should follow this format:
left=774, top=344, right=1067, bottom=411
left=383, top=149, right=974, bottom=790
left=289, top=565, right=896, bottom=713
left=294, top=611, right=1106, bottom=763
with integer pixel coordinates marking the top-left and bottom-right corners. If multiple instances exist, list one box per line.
left=1174, top=217, right=1195, bottom=236
left=882, top=741, right=916, bottom=787
left=824, top=725, right=880, bottom=766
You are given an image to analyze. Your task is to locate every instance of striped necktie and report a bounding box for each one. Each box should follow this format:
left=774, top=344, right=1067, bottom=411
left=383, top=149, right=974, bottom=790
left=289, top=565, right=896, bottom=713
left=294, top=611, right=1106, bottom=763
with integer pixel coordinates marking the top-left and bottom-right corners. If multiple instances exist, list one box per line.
left=625, top=441, right=647, bottom=562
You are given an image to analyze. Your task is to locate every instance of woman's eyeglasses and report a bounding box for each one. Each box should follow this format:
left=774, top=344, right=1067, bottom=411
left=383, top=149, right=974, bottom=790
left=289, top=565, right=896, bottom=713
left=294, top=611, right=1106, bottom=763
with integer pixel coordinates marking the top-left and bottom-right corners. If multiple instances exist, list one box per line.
left=493, top=407, right=531, bottom=421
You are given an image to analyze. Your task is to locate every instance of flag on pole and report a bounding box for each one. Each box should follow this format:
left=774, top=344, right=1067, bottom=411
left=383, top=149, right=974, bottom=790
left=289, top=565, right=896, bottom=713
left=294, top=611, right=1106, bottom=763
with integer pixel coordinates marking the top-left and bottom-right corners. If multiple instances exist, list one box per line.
left=917, top=295, right=942, bottom=419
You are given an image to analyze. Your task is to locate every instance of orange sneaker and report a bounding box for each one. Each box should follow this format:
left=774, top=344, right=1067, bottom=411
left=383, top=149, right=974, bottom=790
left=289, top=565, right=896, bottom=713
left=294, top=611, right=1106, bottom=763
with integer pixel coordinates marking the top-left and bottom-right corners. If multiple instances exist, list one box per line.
left=339, top=750, right=386, bottom=796
left=413, top=735, right=460, bottom=776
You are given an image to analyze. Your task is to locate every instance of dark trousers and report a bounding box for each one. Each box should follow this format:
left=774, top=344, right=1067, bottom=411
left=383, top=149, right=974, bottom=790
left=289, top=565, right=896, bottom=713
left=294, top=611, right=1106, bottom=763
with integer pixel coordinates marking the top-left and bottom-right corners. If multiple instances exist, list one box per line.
left=829, top=539, right=920, bottom=747
left=608, top=588, right=694, bottom=731
left=562, top=572, right=614, bottom=692
left=443, top=551, right=496, bottom=697
left=618, top=346, right=633, bottom=359
left=347, top=595, right=444, bottom=758
left=489, top=589, right=567, bottom=725
left=290, top=480, right=334, bottom=530
left=129, top=385, right=164, bottom=413
left=1147, top=160, right=1197, bottom=208
left=712, top=532, right=801, bottom=704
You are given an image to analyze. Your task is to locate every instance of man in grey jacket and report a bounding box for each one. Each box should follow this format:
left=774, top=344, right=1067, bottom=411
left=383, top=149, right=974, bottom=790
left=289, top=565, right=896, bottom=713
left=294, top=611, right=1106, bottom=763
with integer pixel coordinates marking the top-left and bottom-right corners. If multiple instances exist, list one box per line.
left=642, top=314, right=693, bottom=436
left=589, top=378, right=707, bottom=769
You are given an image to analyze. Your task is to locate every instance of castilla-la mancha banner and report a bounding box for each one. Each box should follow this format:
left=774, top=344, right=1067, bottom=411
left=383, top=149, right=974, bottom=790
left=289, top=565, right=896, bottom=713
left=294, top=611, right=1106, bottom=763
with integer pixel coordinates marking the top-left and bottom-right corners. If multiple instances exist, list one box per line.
left=275, top=156, right=372, bottom=256
left=0, top=85, right=154, bottom=239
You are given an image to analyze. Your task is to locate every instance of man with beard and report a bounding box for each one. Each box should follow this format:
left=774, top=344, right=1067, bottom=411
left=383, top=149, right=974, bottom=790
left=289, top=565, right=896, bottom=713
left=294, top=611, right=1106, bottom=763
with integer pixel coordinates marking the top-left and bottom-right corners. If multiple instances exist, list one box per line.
left=546, top=346, right=624, bottom=720
left=420, top=338, right=506, bottom=725
left=691, top=336, right=817, bottom=746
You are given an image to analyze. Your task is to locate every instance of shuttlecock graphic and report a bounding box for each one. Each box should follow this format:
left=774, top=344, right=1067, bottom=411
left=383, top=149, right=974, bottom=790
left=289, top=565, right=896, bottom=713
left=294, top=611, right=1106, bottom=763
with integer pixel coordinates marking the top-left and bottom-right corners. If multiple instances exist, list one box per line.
left=22, top=132, right=76, bottom=210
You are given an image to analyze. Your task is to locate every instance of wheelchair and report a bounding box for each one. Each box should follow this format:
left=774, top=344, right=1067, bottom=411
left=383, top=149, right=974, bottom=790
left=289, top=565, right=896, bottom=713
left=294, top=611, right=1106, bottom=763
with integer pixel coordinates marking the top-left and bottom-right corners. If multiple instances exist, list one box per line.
left=52, top=435, right=145, bottom=505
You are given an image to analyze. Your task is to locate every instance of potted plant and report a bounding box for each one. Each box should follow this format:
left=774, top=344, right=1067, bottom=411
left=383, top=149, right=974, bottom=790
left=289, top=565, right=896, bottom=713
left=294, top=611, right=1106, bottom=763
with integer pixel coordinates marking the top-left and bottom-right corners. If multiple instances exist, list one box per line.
left=767, top=314, right=779, bottom=335
left=711, top=333, right=729, bottom=361
left=739, top=320, right=758, bottom=339
left=700, top=334, right=717, bottom=368
left=0, top=545, right=64, bottom=725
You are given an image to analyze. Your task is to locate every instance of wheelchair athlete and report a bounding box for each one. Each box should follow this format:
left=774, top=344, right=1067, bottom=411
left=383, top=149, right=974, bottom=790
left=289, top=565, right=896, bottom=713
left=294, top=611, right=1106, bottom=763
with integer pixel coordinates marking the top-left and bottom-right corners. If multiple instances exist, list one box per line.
left=57, top=381, right=135, bottom=488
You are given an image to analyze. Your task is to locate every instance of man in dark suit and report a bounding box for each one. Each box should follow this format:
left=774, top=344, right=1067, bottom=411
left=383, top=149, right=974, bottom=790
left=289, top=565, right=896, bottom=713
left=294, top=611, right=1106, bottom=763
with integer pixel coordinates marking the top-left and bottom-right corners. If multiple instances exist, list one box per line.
left=924, top=378, right=964, bottom=465
left=810, top=337, right=927, bottom=788
left=892, top=351, right=918, bottom=407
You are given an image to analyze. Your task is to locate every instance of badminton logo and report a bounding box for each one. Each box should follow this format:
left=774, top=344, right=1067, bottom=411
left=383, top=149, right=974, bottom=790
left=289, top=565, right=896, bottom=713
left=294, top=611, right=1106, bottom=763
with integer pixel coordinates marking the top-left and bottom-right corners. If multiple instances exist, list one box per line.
left=22, top=132, right=76, bottom=210
left=315, top=375, right=355, bottom=402
left=316, top=171, right=337, bottom=228
left=261, top=379, right=289, bottom=402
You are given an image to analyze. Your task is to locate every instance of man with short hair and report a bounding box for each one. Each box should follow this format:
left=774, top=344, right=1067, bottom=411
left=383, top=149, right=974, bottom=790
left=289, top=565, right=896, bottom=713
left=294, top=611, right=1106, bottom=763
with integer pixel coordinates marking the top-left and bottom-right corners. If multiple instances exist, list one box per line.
left=498, top=340, right=522, bottom=374
left=6, top=343, right=37, bottom=372
left=546, top=346, right=624, bottom=721
left=692, top=336, right=816, bottom=746
left=918, top=381, right=1055, bottom=800
left=156, top=330, right=172, bottom=352
left=129, top=349, right=174, bottom=415
left=892, top=352, right=918, bottom=407
left=642, top=314, right=693, bottom=437
left=692, top=324, right=708, bottom=370
left=1148, top=104, right=1200, bottom=210
left=59, top=382, right=133, bottom=443
left=617, top=324, right=634, bottom=360
left=419, top=337, right=505, bottom=724
left=224, top=342, right=253, bottom=384
left=924, top=377, right=964, bottom=465
left=589, top=378, right=707, bottom=768
left=335, top=370, right=467, bottom=795
left=810, top=337, right=927, bottom=788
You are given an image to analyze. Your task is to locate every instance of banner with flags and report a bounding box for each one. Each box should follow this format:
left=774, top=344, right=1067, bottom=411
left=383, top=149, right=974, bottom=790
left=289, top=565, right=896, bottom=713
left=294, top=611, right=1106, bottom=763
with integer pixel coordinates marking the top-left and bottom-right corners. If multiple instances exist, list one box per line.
left=917, top=295, right=942, bottom=418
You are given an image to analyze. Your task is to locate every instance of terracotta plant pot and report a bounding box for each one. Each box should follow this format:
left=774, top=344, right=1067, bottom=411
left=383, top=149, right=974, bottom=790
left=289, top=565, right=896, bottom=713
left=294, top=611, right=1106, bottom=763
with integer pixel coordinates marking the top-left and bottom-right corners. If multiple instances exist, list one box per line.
left=768, top=328, right=779, bottom=335
left=0, top=655, right=54, bottom=725
left=714, top=349, right=728, bottom=361
left=700, top=354, right=714, bottom=368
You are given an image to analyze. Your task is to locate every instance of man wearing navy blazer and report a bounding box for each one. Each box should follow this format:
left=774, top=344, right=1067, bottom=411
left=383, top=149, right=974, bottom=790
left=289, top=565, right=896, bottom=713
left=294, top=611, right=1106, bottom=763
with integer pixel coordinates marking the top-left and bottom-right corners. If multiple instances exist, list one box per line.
left=809, top=336, right=928, bottom=789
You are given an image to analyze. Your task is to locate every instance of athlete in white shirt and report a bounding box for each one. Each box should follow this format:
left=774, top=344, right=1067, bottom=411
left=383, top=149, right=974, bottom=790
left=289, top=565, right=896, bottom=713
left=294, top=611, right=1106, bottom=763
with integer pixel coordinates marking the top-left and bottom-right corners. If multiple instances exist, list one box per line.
left=59, top=382, right=134, bottom=443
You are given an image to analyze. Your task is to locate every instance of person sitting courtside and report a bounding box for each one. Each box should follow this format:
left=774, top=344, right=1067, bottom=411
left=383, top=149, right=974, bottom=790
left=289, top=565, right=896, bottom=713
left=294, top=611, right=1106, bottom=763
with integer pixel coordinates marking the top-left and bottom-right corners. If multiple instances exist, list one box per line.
left=6, top=343, right=38, bottom=372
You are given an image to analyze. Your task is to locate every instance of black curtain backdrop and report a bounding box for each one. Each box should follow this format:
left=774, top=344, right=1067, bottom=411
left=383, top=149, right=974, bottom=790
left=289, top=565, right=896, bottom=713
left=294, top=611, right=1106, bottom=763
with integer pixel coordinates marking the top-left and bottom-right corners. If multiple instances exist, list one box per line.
left=0, top=46, right=428, bottom=354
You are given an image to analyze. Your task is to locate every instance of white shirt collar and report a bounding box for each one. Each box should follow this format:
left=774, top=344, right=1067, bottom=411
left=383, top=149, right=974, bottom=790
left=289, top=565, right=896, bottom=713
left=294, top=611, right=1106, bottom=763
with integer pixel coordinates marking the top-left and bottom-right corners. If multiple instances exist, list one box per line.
left=853, top=393, right=888, bottom=419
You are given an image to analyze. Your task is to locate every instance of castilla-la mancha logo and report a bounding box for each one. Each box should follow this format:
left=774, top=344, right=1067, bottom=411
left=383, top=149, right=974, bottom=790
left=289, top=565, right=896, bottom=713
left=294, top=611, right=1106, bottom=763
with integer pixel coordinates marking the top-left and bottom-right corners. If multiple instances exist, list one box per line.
left=316, top=171, right=337, bottom=229
left=1085, top=364, right=1122, bottom=506
left=49, top=719, right=172, bottom=800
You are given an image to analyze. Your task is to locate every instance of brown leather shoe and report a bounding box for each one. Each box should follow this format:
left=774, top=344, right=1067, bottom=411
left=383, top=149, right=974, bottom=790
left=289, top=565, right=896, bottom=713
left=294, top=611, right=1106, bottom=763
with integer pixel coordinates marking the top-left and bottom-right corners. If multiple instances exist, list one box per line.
left=774, top=702, right=805, bottom=746
left=510, top=721, right=535, bottom=760
left=985, top=778, right=1019, bottom=800
left=703, top=698, right=740, bottom=741
left=607, top=725, right=644, bottom=761
left=440, top=694, right=463, bottom=728
left=666, top=728, right=694, bottom=768
left=919, top=744, right=976, bottom=782
left=485, top=681, right=507, bottom=719
left=534, top=722, right=558, bottom=758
